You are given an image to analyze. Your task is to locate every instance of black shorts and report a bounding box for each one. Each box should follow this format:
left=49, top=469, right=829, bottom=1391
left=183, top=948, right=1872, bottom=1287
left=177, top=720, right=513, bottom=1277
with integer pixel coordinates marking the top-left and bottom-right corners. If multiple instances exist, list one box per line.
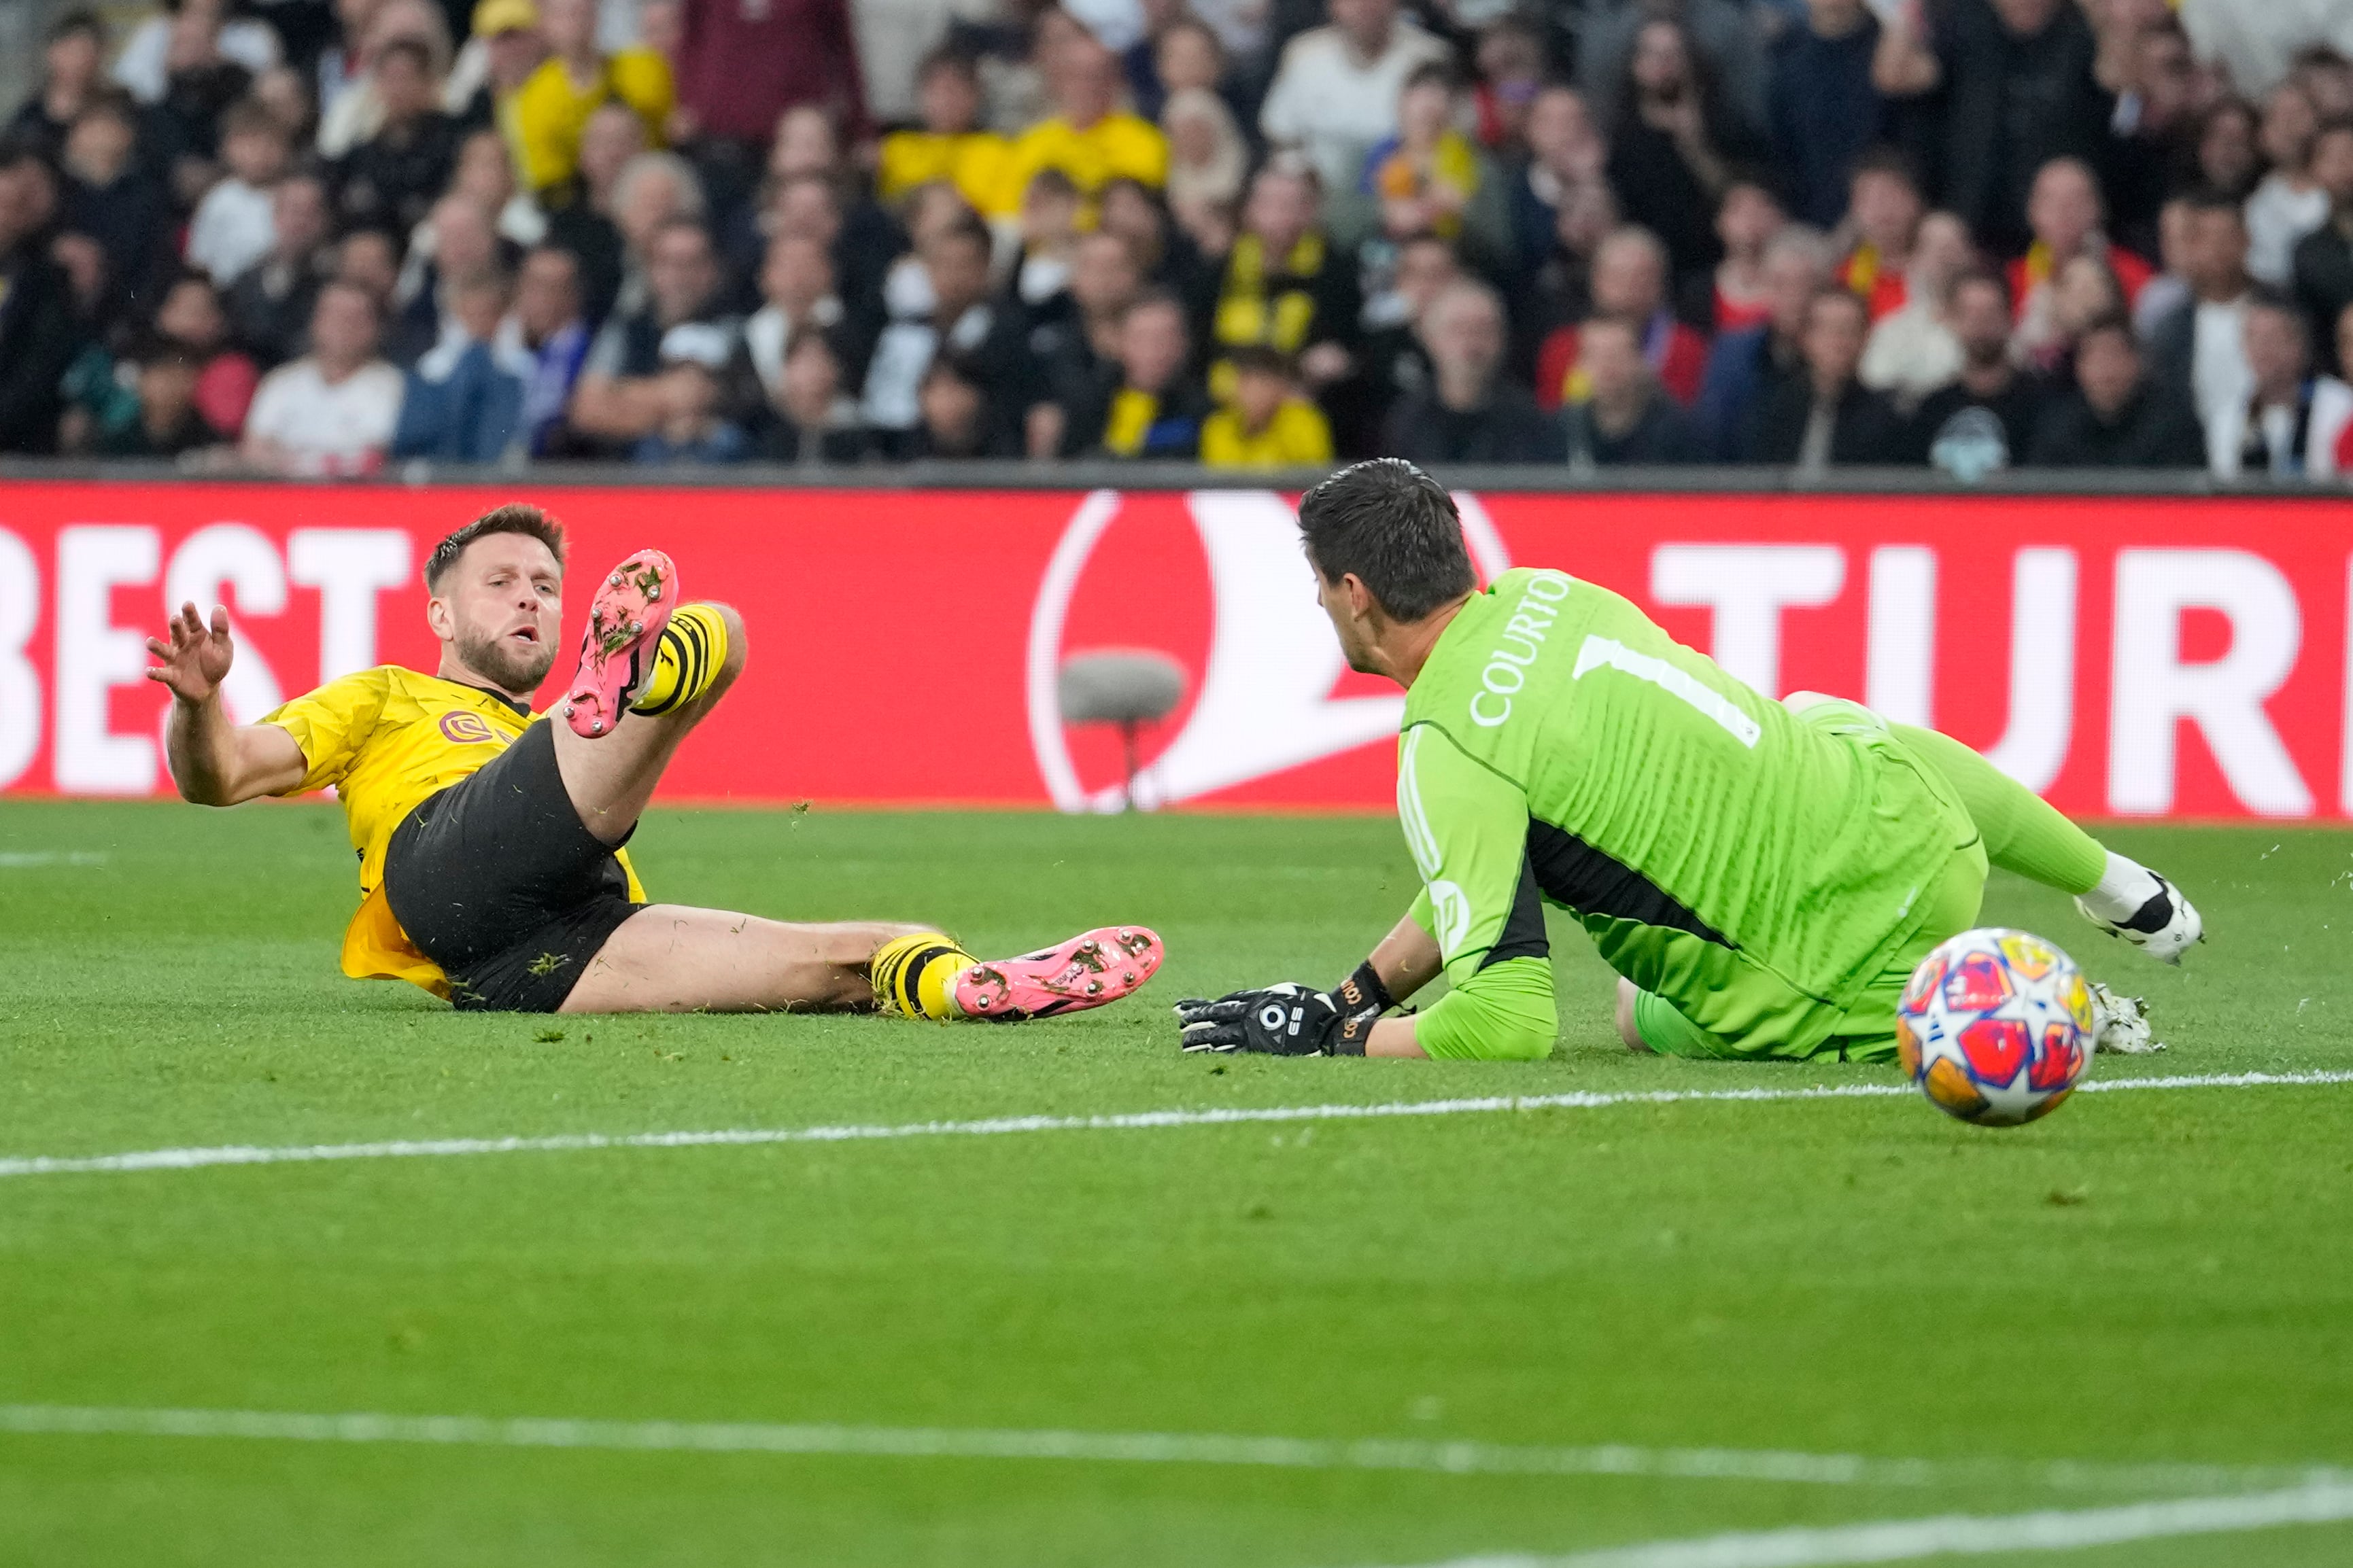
left=383, top=721, right=643, bottom=1013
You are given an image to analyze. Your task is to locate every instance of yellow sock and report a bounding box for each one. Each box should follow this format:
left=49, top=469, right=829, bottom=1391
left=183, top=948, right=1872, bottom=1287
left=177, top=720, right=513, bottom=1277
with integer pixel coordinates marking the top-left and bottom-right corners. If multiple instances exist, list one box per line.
left=870, top=932, right=978, bottom=1021
left=630, top=604, right=729, bottom=716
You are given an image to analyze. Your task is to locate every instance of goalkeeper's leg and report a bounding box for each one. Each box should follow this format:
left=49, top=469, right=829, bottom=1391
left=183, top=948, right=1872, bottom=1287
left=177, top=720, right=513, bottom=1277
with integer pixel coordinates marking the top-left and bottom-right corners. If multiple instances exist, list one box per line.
left=1891, top=722, right=2201, bottom=962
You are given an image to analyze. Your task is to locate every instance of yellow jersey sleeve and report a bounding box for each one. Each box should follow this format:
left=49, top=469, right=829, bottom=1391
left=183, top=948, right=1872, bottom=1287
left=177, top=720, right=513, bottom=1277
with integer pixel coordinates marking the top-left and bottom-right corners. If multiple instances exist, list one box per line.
left=260, top=669, right=392, bottom=796
left=606, top=48, right=674, bottom=141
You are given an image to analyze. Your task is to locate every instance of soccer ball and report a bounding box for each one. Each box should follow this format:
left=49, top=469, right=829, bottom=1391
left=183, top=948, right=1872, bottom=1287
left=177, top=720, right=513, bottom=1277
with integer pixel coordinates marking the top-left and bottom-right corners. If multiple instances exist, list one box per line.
left=1895, top=928, right=2095, bottom=1126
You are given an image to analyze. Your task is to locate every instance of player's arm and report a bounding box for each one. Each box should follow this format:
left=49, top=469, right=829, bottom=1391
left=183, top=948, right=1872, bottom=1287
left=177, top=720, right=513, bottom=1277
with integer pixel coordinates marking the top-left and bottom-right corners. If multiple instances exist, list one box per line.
left=147, top=602, right=307, bottom=805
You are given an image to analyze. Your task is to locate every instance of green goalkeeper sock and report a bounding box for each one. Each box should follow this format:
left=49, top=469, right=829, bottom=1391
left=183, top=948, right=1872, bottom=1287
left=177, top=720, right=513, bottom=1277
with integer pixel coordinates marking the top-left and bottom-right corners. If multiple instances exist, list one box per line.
left=1893, top=723, right=2107, bottom=896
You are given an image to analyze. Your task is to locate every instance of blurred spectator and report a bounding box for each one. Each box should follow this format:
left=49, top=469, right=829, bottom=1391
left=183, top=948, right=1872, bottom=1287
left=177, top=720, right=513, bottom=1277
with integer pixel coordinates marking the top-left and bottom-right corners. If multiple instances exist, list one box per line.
left=1100, top=176, right=1210, bottom=300
left=320, top=0, right=454, bottom=160
left=1768, top=0, right=1885, bottom=228
left=1358, top=231, right=1455, bottom=433
left=543, top=101, right=643, bottom=321
left=1607, top=18, right=1763, bottom=286
left=1874, top=0, right=2108, bottom=257
left=226, top=171, right=334, bottom=365
left=7, top=10, right=112, bottom=164
left=604, top=148, right=703, bottom=319
left=753, top=330, right=868, bottom=464
left=1859, top=210, right=1971, bottom=407
left=1577, top=0, right=1771, bottom=144
left=115, top=0, right=283, bottom=106
left=1207, top=162, right=1360, bottom=404
left=334, top=225, right=406, bottom=311
left=2027, top=314, right=2204, bottom=466
left=1010, top=169, right=1084, bottom=322
left=1747, top=286, right=1907, bottom=468
left=1163, top=89, right=1247, bottom=247
left=1259, top=0, right=1449, bottom=195
left=1064, top=290, right=1208, bottom=458
left=2193, top=99, right=2260, bottom=201
left=861, top=215, right=1032, bottom=458
left=1913, top=270, right=2049, bottom=479
left=1836, top=150, right=1923, bottom=320
left=1534, top=226, right=1707, bottom=413
left=1712, top=179, right=1783, bottom=333
left=1141, top=16, right=1226, bottom=124
left=2178, top=1, right=2353, bottom=103
left=629, top=327, right=749, bottom=463
left=2247, top=82, right=2329, bottom=287
left=0, top=150, right=83, bottom=453
left=451, top=126, right=547, bottom=248
left=447, top=0, right=547, bottom=131
left=672, top=0, right=865, bottom=151
left=392, top=266, right=527, bottom=460
left=1521, top=180, right=1617, bottom=363
left=241, top=279, right=406, bottom=472
left=2307, top=302, right=2353, bottom=476
left=2145, top=192, right=2253, bottom=465
left=1201, top=346, right=1335, bottom=466
left=509, top=0, right=672, bottom=196
left=2008, top=158, right=2154, bottom=353
left=94, top=342, right=218, bottom=458
left=338, top=37, right=462, bottom=233
left=1471, top=16, right=1545, bottom=156
left=572, top=216, right=736, bottom=445
left=999, top=35, right=1168, bottom=215
left=54, top=234, right=129, bottom=453
left=878, top=50, right=1011, bottom=214
left=1696, top=222, right=1830, bottom=459
left=1560, top=313, right=1703, bottom=468
left=1384, top=279, right=1558, bottom=464
left=2019, top=251, right=2125, bottom=376
left=500, top=243, right=594, bottom=453
left=734, top=232, right=855, bottom=413
left=909, top=353, right=1010, bottom=457
left=2293, top=120, right=2353, bottom=374
left=2209, top=292, right=2321, bottom=478
left=155, top=271, right=262, bottom=437
left=2104, top=21, right=2203, bottom=249
left=1508, top=85, right=1609, bottom=275
left=1364, top=64, right=1508, bottom=266
left=2134, top=193, right=2195, bottom=338
left=189, top=98, right=292, bottom=286
left=390, top=192, right=504, bottom=362
left=849, top=0, right=997, bottom=130
left=59, top=94, right=169, bottom=322
left=1033, top=228, right=1142, bottom=387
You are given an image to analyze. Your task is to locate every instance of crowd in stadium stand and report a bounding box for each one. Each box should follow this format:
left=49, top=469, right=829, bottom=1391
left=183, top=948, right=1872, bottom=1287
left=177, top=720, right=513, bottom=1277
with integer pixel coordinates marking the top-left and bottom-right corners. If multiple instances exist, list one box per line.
left=4, top=0, right=2353, bottom=477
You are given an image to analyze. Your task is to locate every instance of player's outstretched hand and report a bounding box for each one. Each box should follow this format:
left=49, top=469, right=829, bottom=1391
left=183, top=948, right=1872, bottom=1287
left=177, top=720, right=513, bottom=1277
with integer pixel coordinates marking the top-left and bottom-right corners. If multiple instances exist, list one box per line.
left=1175, top=983, right=1372, bottom=1056
left=145, top=602, right=235, bottom=704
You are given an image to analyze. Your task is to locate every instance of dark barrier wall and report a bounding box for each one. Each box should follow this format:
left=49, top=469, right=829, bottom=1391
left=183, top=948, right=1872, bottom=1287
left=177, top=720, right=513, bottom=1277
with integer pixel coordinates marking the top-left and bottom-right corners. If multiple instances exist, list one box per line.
left=2, top=478, right=2349, bottom=820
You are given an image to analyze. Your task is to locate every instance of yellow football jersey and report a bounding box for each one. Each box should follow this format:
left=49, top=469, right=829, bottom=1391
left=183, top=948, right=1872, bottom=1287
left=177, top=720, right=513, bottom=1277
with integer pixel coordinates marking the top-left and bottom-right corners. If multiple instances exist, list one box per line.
left=877, top=129, right=1012, bottom=213
left=1199, top=400, right=1333, bottom=468
left=509, top=48, right=675, bottom=193
left=261, top=667, right=643, bottom=996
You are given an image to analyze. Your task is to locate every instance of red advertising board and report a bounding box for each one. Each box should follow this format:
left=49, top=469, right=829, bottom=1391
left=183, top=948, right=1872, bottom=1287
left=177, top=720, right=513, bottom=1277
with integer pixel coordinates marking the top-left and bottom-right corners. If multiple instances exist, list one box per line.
left=0, top=481, right=2347, bottom=820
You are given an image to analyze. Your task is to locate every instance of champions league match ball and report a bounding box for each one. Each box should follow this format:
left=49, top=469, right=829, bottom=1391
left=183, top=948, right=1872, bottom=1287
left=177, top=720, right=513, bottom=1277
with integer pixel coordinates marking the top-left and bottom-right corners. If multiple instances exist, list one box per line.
left=1895, top=928, right=2096, bottom=1127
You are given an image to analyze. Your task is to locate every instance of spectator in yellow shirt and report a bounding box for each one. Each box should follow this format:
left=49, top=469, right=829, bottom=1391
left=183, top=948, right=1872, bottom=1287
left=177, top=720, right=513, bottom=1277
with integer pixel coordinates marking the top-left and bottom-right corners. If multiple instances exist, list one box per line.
left=995, top=35, right=1167, bottom=217
left=878, top=49, right=1011, bottom=214
left=1201, top=346, right=1335, bottom=467
left=509, top=0, right=674, bottom=196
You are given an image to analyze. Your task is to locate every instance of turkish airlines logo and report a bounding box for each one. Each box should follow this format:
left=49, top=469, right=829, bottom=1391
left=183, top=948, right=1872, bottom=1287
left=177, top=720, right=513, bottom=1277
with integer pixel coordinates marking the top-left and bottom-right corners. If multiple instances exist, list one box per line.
left=1026, top=489, right=1513, bottom=812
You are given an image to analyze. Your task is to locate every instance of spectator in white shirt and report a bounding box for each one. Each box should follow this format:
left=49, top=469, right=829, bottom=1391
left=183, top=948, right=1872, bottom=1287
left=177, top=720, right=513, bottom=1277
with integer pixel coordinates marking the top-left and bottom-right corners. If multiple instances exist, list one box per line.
left=2146, top=192, right=2253, bottom=461
left=241, top=280, right=407, bottom=474
left=111, top=0, right=282, bottom=104
left=1258, top=0, right=1450, bottom=196
left=1859, top=210, right=1972, bottom=409
left=186, top=99, right=292, bottom=287
left=2211, top=291, right=2322, bottom=479
left=2245, top=80, right=2331, bottom=286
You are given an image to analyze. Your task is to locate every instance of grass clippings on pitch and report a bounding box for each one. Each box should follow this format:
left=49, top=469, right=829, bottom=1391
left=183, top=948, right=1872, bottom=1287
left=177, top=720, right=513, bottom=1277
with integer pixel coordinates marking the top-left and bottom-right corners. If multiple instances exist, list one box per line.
left=0, top=801, right=2350, bottom=1568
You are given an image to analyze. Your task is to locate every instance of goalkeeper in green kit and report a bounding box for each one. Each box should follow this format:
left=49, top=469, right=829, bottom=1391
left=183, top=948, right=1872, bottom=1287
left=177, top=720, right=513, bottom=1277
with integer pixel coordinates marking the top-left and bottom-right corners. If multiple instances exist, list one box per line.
left=1175, top=461, right=2201, bottom=1062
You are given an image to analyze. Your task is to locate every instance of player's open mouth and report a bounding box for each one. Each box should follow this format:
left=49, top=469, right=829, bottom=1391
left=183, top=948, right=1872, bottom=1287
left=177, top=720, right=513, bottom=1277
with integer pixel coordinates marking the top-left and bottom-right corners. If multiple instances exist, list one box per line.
left=509, top=627, right=538, bottom=644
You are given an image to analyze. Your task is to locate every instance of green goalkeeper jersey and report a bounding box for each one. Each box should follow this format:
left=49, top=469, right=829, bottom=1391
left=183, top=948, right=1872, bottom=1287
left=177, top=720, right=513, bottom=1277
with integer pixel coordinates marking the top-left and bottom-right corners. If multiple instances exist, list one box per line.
left=1398, top=568, right=1978, bottom=1060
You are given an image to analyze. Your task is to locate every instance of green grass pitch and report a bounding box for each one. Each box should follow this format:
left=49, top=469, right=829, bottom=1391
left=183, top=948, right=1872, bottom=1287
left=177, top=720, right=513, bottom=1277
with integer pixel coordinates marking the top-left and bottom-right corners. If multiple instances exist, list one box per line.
left=1, top=799, right=2350, bottom=1567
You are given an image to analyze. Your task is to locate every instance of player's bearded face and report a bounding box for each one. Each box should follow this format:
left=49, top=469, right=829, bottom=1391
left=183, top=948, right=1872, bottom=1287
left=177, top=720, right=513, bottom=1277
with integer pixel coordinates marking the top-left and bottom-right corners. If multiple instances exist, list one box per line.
left=439, top=536, right=564, bottom=695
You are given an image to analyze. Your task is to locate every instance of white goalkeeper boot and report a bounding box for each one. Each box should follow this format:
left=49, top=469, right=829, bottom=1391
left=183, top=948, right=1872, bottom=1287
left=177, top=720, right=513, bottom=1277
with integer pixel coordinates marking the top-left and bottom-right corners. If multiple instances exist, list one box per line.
left=2075, top=861, right=2203, bottom=966
left=2089, top=982, right=2163, bottom=1055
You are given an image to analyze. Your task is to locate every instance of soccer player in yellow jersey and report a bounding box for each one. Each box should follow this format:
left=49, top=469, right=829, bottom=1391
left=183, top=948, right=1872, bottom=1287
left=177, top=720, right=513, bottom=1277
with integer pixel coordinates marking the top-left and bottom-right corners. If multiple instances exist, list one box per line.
left=145, top=504, right=1163, bottom=1018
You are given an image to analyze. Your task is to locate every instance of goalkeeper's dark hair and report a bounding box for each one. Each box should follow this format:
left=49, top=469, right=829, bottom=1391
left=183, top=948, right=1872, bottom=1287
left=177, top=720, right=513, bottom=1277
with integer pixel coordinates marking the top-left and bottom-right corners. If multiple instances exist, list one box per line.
left=1295, top=459, right=1474, bottom=622
left=425, top=503, right=568, bottom=591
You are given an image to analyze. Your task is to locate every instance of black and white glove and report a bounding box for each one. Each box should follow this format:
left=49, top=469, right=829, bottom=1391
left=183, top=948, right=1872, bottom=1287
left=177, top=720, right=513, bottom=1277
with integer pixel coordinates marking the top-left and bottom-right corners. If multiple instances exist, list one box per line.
left=1174, top=962, right=1395, bottom=1056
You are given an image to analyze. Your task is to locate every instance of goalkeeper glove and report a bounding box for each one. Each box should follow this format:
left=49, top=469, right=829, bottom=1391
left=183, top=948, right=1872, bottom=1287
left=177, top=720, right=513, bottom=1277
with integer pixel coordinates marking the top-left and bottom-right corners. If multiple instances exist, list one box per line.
left=1173, top=961, right=1395, bottom=1056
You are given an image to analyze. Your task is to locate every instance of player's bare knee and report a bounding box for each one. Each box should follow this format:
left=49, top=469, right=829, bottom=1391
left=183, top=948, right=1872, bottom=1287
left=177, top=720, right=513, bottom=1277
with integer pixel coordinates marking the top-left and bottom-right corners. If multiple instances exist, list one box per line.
left=1615, top=979, right=1652, bottom=1052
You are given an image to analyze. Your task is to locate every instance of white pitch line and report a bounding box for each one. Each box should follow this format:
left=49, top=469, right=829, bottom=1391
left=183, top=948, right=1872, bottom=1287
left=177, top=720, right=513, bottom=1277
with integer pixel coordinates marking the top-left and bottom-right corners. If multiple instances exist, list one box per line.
left=0, top=1405, right=2340, bottom=1501
left=1384, top=1480, right=2353, bottom=1567
left=1, top=1070, right=2348, bottom=1183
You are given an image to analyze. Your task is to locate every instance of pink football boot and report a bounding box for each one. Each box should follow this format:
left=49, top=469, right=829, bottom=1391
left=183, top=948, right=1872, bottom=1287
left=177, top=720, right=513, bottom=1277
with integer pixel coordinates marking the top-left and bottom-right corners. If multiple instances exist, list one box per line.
left=562, top=548, right=676, bottom=738
left=954, top=926, right=1165, bottom=1021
